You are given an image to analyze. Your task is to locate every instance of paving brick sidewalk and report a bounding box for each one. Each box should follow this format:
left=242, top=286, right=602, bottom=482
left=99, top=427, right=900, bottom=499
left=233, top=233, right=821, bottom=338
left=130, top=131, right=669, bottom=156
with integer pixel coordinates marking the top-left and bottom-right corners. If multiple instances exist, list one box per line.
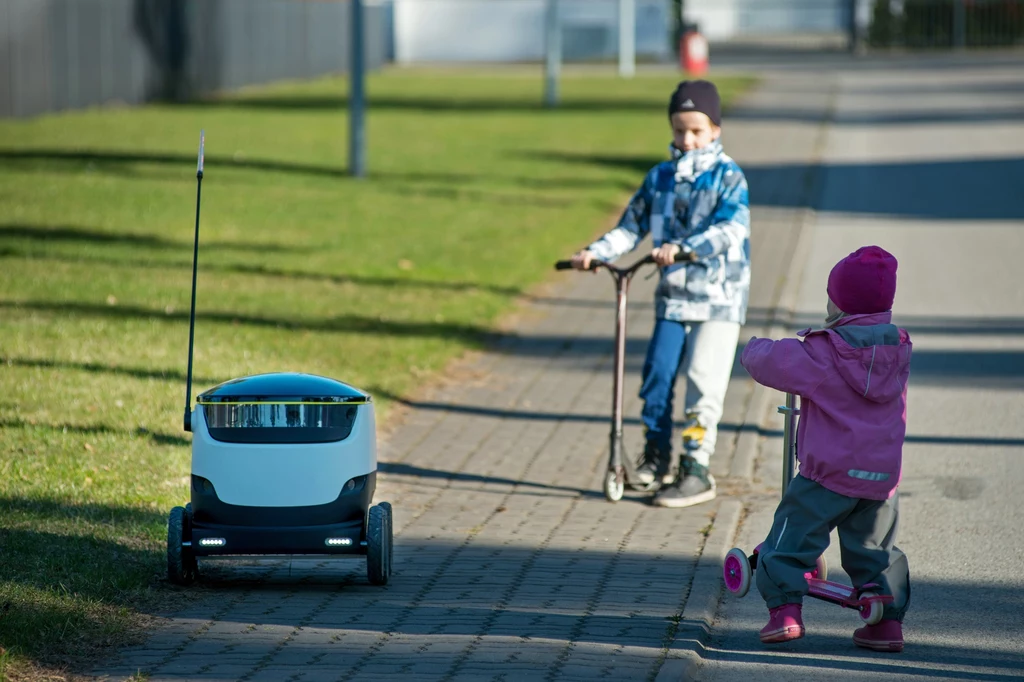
left=90, top=71, right=834, bottom=682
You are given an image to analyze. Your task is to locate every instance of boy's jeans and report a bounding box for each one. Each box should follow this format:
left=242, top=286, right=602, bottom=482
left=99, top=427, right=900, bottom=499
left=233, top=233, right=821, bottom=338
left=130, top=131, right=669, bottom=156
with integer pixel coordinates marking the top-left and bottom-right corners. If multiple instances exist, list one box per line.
left=639, top=318, right=740, bottom=467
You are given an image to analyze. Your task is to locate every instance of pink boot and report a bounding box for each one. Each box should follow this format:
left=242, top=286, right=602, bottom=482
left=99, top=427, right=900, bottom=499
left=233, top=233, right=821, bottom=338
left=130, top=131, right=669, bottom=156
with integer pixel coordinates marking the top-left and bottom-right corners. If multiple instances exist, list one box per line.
left=853, top=619, right=904, bottom=652
left=759, top=603, right=804, bottom=643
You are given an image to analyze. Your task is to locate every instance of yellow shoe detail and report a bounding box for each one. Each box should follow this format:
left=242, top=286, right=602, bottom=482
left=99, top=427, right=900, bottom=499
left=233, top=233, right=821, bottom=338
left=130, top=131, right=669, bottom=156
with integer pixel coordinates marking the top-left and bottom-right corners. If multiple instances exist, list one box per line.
left=681, top=423, right=705, bottom=446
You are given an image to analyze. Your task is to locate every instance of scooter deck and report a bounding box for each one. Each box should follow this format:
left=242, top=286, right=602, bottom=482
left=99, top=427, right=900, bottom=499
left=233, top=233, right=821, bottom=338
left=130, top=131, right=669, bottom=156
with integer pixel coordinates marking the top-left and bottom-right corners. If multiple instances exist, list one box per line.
left=807, top=578, right=893, bottom=610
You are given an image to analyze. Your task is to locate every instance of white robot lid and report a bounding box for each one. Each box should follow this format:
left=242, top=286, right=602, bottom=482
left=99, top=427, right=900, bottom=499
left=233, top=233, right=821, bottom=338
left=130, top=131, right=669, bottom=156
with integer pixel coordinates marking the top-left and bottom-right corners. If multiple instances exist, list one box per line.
left=196, top=372, right=370, bottom=405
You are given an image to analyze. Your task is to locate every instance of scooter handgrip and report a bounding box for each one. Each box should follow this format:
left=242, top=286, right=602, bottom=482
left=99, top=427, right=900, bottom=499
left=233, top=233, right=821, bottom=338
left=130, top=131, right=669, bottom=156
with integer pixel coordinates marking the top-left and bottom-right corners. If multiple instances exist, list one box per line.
left=555, top=260, right=574, bottom=270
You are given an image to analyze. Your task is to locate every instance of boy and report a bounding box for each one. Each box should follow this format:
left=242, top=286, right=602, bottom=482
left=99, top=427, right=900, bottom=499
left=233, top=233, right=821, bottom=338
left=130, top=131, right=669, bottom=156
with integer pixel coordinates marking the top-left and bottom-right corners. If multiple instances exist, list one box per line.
left=571, top=80, right=750, bottom=508
left=740, top=245, right=911, bottom=651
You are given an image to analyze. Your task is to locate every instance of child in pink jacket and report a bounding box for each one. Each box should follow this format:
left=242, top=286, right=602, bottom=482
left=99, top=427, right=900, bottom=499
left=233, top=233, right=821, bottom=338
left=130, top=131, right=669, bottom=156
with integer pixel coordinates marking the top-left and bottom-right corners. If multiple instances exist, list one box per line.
left=740, top=245, right=912, bottom=652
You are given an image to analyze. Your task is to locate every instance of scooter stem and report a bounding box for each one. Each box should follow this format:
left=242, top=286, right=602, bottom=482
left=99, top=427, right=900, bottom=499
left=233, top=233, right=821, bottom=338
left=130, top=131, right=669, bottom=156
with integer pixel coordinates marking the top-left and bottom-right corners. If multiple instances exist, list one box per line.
left=609, top=272, right=630, bottom=468
left=779, top=392, right=799, bottom=496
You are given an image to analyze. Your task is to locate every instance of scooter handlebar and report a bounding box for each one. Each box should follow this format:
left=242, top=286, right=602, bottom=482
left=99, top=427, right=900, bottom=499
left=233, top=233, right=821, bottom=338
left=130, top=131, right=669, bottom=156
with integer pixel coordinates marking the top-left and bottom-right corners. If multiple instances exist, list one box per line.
left=554, top=249, right=692, bottom=271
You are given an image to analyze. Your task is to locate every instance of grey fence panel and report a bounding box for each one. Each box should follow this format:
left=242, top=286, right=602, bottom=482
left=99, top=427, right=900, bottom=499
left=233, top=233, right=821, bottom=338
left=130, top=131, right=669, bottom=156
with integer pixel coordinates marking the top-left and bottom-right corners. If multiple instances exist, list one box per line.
left=366, top=4, right=388, bottom=66
left=0, top=2, right=9, bottom=117
left=9, top=0, right=51, bottom=117
left=0, top=0, right=388, bottom=118
left=47, top=0, right=70, bottom=112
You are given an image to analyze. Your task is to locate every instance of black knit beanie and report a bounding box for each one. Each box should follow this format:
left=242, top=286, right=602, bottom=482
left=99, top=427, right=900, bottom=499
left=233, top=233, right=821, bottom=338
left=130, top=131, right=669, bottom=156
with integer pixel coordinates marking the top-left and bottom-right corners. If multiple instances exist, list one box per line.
left=667, top=80, right=721, bottom=126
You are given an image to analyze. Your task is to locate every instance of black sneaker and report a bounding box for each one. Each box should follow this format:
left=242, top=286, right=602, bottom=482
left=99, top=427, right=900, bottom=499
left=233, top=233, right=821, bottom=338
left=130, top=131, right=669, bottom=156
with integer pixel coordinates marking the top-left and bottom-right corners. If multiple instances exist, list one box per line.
left=653, top=457, right=716, bottom=508
left=633, top=441, right=672, bottom=490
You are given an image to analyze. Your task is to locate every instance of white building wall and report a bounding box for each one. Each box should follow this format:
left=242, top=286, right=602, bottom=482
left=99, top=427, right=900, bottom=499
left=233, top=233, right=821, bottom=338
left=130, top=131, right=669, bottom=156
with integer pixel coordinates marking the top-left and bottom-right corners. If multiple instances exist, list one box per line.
left=393, top=0, right=672, bottom=64
left=683, top=0, right=848, bottom=42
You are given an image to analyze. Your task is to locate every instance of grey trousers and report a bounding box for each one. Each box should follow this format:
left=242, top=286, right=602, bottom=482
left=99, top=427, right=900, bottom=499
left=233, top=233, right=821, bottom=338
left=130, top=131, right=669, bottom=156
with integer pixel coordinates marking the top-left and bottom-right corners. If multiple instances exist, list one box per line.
left=682, top=320, right=741, bottom=467
left=756, top=474, right=911, bottom=622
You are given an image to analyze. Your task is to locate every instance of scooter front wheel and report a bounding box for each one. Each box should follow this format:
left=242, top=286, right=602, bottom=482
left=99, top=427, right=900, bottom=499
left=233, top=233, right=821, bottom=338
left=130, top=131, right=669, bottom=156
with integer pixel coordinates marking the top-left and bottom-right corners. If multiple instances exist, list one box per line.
left=723, top=547, right=752, bottom=597
left=604, top=469, right=625, bottom=502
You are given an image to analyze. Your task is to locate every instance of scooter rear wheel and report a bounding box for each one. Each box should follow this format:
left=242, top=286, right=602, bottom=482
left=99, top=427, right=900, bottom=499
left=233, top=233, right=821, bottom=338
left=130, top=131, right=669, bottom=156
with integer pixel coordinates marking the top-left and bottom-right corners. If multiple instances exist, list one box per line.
left=858, top=592, right=884, bottom=625
left=806, top=554, right=828, bottom=581
left=603, top=469, right=624, bottom=502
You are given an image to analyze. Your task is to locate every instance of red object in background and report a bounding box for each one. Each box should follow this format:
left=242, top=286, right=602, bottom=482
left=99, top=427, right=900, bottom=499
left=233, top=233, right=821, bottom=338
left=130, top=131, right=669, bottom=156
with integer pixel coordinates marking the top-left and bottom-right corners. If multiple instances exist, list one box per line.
left=679, top=30, right=709, bottom=75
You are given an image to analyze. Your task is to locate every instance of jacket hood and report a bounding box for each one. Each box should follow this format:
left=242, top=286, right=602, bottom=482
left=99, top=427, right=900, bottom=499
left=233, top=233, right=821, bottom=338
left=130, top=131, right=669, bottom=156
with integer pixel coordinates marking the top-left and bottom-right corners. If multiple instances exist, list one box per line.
left=800, top=312, right=912, bottom=403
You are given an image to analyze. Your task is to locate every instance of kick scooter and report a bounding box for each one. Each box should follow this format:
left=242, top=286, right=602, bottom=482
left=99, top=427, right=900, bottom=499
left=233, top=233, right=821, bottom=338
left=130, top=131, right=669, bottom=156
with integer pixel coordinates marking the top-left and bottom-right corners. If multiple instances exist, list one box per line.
left=722, top=393, right=893, bottom=624
left=555, top=249, right=690, bottom=503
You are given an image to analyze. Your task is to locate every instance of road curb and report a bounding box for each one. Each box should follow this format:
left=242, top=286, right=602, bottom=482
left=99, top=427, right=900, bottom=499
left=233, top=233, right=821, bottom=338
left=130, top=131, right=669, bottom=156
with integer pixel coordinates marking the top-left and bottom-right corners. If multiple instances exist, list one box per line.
left=654, top=498, right=743, bottom=682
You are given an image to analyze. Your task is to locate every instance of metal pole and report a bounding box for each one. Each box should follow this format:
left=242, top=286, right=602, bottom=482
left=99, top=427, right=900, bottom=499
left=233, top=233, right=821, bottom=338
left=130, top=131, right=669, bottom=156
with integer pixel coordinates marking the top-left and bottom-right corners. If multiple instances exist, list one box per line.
left=779, top=393, right=798, bottom=497
left=847, top=0, right=855, bottom=52
left=850, top=0, right=871, bottom=55
left=349, top=0, right=366, bottom=177
left=618, top=0, right=636, bottom=78
left=544, top=0, right=561, bottom=108
left=184, top=131, right=205, bottom=433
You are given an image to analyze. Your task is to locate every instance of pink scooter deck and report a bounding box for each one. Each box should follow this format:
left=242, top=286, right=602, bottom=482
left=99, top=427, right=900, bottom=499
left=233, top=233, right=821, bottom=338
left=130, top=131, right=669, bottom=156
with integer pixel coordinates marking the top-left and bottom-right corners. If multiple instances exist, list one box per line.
left=808, top=578, right=893, bottom=612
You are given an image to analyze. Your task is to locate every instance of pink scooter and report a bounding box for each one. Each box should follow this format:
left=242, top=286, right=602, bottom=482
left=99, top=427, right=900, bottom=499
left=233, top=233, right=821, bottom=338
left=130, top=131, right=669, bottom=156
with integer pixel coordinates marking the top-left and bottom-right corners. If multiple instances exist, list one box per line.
left=722, top=393, right=893, bottom=625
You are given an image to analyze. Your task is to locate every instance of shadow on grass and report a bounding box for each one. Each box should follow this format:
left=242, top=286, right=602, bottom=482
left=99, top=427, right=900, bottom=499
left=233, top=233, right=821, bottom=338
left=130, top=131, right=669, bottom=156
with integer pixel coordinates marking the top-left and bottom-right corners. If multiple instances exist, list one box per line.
left=0, top=149, right=635, bottom=192
left=0, top=417, right=190, bottom=447
left=526, top=150, right=659, bottom=177
left=0, top=299, right=496, bottom=348
left=3, top=238, right=657, bottom=312
left=0, top=495, right=167, bottom=528
left=1, top=355, right=224, bottom=387
left=0, top=223, right=313, bottom=254
left=0, top=148, right=352, bottom=180
left=189, top=93, right=673, bottom=114
left=0, top=524, right=162, bottom=669
left=0, top=237, right=528, bottom=299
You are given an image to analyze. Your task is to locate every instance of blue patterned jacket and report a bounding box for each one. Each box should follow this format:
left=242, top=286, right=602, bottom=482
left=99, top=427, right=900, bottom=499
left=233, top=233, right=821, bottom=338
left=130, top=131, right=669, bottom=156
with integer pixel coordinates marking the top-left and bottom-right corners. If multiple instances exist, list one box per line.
left=587, top=140, right=751, bottom=324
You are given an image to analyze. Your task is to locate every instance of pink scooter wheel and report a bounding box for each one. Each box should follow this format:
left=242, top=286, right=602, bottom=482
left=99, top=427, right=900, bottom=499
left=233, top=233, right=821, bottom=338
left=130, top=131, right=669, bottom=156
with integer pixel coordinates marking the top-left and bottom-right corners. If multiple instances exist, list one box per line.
left=858, top=591, right=884, bottom=625
left=723, top=547, right=751, bottom=597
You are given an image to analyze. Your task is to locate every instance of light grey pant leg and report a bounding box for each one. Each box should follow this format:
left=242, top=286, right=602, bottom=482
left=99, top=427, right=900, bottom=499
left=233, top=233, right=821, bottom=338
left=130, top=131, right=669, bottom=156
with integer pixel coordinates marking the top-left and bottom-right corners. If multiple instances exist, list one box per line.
left=837, top=492, right=911, bottom=622
left=681, top=320, right=741, bottom=467
left=756, top=475, right=837, bottom=609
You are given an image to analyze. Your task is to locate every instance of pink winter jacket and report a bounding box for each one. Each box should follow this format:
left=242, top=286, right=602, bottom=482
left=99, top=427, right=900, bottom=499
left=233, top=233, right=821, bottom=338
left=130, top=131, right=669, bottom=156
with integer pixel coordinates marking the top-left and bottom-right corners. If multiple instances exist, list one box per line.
left=740, top=312, right=912, bottom=500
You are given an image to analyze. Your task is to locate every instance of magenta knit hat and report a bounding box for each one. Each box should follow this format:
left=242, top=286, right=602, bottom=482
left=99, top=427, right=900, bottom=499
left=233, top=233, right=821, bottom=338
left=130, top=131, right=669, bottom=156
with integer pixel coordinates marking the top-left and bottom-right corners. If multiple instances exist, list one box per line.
left=826, top=246, right=898, bottom=315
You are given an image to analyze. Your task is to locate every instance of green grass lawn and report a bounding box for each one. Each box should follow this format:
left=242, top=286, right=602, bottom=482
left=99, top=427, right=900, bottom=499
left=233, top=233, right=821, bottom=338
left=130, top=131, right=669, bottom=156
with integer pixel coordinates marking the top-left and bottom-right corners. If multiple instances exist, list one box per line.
left=0, top=67, right=753, bottom=679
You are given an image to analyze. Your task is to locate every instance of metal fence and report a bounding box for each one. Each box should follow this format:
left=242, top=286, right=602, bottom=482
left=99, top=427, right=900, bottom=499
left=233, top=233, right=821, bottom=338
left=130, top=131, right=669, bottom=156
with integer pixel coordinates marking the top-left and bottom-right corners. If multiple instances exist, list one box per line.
left=0, top=0, right=391, bottom=118
left=680, top=0, right=1024, bottom=50
left=867, top=0, right=1024, bottom=48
